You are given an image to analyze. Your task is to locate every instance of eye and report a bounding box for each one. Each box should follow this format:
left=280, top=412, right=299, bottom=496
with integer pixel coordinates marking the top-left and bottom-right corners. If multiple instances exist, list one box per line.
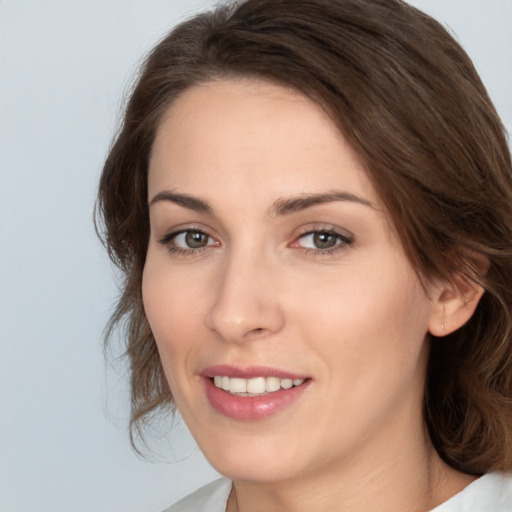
left=158, top=229, right=218, bottom=253
left=293, top=229, right=353, bottom=252
left=174, top=230, right=211, bottom=249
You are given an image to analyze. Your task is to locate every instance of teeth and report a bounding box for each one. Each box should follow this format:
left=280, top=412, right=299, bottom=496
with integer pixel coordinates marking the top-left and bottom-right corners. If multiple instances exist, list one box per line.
left=266, top=376, right=281, bottom=392
left=246, top=377, right=266, bottom=394
left=230, top=378, right=247, bottom=393
left=281, top=378, right=293, bottom=389
left=212, top=376, right=305, bottom=395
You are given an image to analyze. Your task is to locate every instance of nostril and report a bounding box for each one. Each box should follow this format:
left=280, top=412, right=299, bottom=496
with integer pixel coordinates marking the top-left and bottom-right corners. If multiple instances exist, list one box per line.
left=249, top=327, right=268, bottom=337
left=205, top=294, right=285, bottom=342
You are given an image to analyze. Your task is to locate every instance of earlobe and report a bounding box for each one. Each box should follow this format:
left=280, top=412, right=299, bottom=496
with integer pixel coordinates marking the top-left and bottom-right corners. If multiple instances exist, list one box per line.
left=428, top=274, right=486, bottom=337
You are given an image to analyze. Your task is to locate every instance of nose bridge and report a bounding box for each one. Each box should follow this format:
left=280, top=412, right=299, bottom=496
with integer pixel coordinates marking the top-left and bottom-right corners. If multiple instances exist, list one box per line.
left=205, top=242, right=284, bottom=342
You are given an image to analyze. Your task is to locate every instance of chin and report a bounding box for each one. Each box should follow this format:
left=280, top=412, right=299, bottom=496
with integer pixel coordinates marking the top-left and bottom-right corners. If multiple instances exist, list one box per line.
left=192, top=431, right=288, bottom=481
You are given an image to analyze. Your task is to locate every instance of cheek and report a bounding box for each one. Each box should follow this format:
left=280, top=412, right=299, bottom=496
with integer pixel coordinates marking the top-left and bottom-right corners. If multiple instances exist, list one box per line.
left=141, top=259, right=208, bottom=408
left=141, top=257, right=203, bottom=362
left=298, top=268, right=432, bottom=435
left=290, top=259, right=432, bottom=375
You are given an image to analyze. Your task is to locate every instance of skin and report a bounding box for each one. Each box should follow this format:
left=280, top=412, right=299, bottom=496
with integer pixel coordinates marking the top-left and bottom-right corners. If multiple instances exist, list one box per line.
left=143, top=79, right=481, bottom=512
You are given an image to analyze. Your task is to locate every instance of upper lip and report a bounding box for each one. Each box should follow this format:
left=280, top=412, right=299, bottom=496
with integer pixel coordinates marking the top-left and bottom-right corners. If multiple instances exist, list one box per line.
left=201, top=364, right=309, bottom=380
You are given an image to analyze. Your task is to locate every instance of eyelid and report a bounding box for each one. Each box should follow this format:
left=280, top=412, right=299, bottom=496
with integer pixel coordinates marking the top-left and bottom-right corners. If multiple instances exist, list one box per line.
left=292, top=223, right=353, bottom=241
left=289, top=224, right=354, bottom=253
left=157, top=225, right=220, bottom=254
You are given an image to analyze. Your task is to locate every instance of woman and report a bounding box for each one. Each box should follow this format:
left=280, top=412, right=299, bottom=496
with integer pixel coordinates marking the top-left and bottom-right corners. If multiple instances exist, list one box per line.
left=97, top=0, right=512, bottom=510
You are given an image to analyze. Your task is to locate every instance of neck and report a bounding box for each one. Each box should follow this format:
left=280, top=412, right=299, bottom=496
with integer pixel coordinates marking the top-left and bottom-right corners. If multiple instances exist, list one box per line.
left=227, top=419, right=474, bottom=512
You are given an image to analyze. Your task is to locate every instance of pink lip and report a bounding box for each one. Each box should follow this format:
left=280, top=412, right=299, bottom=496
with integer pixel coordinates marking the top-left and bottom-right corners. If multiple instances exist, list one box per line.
left=201, top=365, right=311, bottom=421
left=202, top=365, right=307, bottom=380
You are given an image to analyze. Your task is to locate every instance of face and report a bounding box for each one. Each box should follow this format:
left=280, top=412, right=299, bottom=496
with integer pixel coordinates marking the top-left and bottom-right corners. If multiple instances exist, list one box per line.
left=143, top=79, right=438, bottom=483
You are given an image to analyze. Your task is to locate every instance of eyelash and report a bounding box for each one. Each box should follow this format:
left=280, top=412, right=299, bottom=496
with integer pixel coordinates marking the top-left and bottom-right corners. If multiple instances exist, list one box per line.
left=157, top=227, right=354, bottom=256
left=157, top=228, right=217, bottom=256
left=291, top=228, right=354, bottom=255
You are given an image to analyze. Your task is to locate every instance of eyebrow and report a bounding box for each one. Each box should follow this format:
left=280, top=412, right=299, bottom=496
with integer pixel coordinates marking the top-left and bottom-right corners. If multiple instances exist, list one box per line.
left=270, top=191, right=374, bottom=216
left=148, top=189, right=374, bottom=215
left=149, top=191, right=213, bottom=214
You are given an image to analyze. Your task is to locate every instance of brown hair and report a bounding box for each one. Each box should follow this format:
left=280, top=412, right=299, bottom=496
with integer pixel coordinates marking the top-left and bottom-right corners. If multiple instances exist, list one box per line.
left=97, top=0, right=512, bottom=473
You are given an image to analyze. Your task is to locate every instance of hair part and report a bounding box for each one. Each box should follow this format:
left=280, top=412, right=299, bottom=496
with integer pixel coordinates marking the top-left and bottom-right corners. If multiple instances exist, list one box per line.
left=97, top=0, right=512, bottom=471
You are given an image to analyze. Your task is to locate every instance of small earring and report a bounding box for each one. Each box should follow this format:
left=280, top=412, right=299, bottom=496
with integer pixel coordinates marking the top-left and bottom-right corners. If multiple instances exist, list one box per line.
left=441, top=307, right=446, bottom=332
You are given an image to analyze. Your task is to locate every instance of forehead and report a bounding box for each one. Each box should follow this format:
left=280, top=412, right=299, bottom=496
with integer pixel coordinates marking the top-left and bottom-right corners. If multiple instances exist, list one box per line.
left=148, top=78, right=378, bottom=207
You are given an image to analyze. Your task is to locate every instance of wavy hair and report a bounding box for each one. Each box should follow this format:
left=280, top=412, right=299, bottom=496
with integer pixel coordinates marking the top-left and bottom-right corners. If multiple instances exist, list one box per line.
left=97, top=0, right=512, bottom=472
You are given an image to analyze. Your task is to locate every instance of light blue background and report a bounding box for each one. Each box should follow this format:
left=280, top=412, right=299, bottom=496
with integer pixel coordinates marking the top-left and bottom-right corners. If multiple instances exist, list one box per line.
left=1, top=1, right=511, bottom=511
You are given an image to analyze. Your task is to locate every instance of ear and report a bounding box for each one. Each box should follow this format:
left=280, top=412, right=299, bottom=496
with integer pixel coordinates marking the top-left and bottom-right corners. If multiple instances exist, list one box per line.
left=428, top=272, right=486, bottom=337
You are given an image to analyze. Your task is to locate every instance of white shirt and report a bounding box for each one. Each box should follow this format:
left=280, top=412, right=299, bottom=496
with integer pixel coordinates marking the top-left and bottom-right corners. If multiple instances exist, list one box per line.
left=431, top=472, right=512, bottom=511
left=163, top=472, right=512, bottom=512
left=162, top=478, right=231, bottom=512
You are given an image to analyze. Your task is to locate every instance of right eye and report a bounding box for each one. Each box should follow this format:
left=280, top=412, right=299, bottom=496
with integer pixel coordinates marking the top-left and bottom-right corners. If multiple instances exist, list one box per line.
left=158, top=229, right=218, bottom=253
left=174, top=230, right=211, bottom=249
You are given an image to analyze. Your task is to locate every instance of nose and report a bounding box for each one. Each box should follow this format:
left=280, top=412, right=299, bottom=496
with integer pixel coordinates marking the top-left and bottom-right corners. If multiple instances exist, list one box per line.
left=205, top=250, right=285, bottom=343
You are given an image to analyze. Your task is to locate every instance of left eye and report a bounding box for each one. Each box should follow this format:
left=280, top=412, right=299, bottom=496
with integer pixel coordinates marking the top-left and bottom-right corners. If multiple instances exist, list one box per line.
left=296, top=230, right=352, bottom=250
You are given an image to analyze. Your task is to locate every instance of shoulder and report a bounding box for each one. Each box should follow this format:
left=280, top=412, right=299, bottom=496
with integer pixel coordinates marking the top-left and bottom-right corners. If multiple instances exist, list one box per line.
left=161, top=478, right=232, bottom=512
left=431, top=472, right=512, bottom=512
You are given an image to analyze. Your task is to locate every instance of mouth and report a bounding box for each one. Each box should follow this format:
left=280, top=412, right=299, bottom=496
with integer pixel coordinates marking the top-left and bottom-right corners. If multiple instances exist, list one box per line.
left=201, top=366, right=311, bottom=420
left=212, top=375, right=305, bottom=396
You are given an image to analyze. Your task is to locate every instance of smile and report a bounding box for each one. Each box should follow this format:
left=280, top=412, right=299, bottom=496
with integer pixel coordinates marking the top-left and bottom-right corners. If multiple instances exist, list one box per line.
left=213, top=376, right=305, bottom=395
left=202, top=367, right=311, bottom=420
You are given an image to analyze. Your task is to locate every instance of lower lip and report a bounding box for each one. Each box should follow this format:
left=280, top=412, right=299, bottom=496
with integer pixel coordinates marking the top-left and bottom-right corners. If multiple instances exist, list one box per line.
left=203, top=378, right=310, bottom=421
